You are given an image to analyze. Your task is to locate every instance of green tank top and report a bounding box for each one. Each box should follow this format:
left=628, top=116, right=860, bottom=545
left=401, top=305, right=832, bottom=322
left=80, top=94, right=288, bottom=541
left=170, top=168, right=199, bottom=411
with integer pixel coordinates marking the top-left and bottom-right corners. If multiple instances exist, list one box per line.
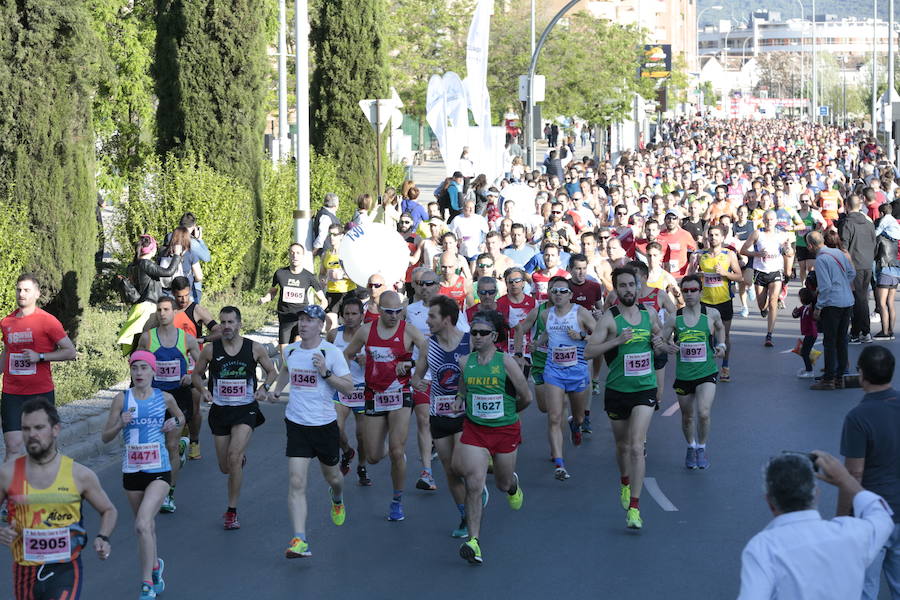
left=605, top=306, right=656, bottom=393
left=464, top=351, right=518, bottom=427
left=674, top=307, right=718, bottom=381
left=795, top=211, right=815, bottom=247
left=531, top=302, right=548, bottom=370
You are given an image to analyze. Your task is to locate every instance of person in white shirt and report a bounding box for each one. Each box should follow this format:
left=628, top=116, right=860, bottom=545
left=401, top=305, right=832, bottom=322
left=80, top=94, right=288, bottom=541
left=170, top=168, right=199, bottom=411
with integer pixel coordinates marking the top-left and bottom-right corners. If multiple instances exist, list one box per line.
left=272, top=304, right=356, bottom=559
left=738, top=450, right=893, bottom=600
left=451, top=199, right=489, bottom=260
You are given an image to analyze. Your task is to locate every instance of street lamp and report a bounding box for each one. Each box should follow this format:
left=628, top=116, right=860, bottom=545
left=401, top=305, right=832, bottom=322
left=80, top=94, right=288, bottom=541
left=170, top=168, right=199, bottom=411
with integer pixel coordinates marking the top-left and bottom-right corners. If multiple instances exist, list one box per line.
left=696, top=5, right=723, bottom=71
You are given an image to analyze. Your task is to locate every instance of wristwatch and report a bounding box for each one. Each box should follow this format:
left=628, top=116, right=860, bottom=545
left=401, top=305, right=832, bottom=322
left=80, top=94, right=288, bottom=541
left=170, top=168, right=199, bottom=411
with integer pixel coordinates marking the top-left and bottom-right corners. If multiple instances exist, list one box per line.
left=514, top=352, right=524, bottom=358
left=39, top=353, right=45, bottom=362
left=579, top=332, right=587, bottom=341
left=323, top=369, right=333, bottom=379
left=262, top=383, right=270, bottom=392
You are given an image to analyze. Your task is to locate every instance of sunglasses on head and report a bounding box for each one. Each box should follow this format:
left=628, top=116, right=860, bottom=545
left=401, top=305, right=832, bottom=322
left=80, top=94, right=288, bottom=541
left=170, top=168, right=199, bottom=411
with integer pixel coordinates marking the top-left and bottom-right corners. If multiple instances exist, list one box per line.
left=381, top=307, right=403, bottom=315
left=470, top=328, right=495, bottom=337
left=368, top=282, right=384, bottom=288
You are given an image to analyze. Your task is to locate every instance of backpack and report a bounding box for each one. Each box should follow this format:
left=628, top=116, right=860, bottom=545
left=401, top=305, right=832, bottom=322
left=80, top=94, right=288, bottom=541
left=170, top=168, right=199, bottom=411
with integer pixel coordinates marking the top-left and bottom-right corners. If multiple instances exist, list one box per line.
left=437, top=184, right=452, bottom=216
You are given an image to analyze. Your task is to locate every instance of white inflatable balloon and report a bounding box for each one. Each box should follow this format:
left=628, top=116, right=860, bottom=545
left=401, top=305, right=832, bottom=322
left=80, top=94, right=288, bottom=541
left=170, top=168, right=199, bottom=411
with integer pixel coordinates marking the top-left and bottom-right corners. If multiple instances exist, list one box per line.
left=339, top=223, right=411, bottom=288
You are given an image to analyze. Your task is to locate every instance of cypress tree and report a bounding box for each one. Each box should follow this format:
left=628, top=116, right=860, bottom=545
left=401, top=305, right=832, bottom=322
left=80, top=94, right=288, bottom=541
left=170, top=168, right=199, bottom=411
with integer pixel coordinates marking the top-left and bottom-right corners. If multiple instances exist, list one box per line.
left=0, top=1, right=100, bottom=336
left=310, top=0, right=389, bottom=198
left=154, top=0, right=269, bottom=286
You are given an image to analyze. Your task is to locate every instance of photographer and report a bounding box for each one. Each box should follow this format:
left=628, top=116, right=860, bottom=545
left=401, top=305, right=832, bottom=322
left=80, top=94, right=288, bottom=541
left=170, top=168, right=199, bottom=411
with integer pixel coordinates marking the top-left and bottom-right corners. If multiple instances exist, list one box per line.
left=165, top=212, right=210, bottom=301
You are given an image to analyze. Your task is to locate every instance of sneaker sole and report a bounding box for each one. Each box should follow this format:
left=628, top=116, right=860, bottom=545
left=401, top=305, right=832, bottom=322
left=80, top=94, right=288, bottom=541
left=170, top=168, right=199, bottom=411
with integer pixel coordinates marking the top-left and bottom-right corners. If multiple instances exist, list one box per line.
left=554, top=470, right=570, bottom=481
left=459, top=544, right=483, bottom=564
left=285, top=550, right=312, bottom=558
left=415, top=480, right=437, bottom=491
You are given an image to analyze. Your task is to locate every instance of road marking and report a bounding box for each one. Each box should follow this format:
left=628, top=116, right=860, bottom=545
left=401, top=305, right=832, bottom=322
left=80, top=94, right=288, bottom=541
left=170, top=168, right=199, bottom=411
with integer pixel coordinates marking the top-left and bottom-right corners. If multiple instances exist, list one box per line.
left=662, top=402, right=680, bottom=416
left=780, top=341, right=822, bottom=354
left=644, top=477, right=678, bottom=511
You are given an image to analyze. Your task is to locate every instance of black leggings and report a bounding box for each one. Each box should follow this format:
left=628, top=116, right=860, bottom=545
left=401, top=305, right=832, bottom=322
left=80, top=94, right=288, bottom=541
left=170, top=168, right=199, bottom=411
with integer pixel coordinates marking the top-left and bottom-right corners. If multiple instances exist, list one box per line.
left=800, top=334, right=816, bottom=371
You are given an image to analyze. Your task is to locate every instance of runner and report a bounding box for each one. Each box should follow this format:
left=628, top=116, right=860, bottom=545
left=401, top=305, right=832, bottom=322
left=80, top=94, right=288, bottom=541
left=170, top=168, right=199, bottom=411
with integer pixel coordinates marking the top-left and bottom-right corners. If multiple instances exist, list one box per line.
left=271, top=305, right=355, bottom=559
left=191, top=306, right=277, bottom=530
left=101, top=351, right=184, bottom=599
left=452, top=309, right=531, bottom=564
left=688, top=225, right=742, bottom=382
left=320, top=224, right=356, bottom=313
left=586, top=267, right=664, bottom=530
left=497, top=268, right=537, bottom=360
left=567, top=253, right=605, bottom=433
left=325, top=296, right=371, bottom=486
left=342, top=291, right=427, bottom=521
left=741, top=210, right=793, bottom=346
left=529, top=243, right=569, bottom=301
left=136, top=297, right=200, bottom=513
left=411, top=295, right=472, bottom=537
left=659, top=274, right=727, bottom=470
left=363, top=273, right=387, bottom=323
left=259, top=243, right=327, bottom=352
left=1, top=274, right=76, bottom=458
left=438, top=252, right=471, bottom=310
left=1, top=397, right=117, bottom=600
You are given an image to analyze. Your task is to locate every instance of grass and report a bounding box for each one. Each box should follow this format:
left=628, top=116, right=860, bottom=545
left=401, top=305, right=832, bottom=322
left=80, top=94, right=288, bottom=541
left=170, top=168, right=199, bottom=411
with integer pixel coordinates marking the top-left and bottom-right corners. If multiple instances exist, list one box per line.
left=52, top=290, right=277, bottom=407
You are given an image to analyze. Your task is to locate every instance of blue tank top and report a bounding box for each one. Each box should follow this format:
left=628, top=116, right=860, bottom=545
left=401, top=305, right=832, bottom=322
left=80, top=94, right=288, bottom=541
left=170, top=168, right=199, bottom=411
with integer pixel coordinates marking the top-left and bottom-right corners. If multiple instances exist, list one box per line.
left=546, top=305, right=586, bottom=368
left=427, top=333, right=470, bottom=418
left=121, top=388, right=171, bottom=474
left=149, top=329, right=188, bottom=391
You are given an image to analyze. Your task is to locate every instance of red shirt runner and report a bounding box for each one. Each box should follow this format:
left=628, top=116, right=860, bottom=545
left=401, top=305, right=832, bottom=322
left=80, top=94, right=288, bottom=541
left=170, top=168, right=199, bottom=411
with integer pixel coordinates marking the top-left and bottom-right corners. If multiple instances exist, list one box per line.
left=439, top=275, right=468, bottom=310
left=569, top=280, right=604, bottom=310
left=496, top=294, right=538, bottom=354
left=1, top=308, right=67, bottom=395
left=657, top=227, right=697, bottom=277
left=531, top=268, right=569, bottom=301
left=364, top=321, right=412, bottom=401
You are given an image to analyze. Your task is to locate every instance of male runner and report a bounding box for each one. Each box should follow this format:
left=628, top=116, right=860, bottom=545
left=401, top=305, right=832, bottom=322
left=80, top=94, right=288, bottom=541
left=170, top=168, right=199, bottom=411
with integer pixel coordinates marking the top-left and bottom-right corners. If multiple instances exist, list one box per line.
left=439, top=252, right=471, bottom=310
left=260, top=243, right=326, bottom=352
left=567, top=253, right=605, bottom=431
left=342, top=291, right=427, bottom=521
left=192, top=306, right=277, bottom=530
left=326, top=296, right=371, bottom=486
left=136, top=297, right=200, bottom=513
left=1, top=274, right=76, bottom=458
left=453, top=309, right=531, bottom=565
left=497, top=268, right=537, bottom=358
left=363, top=273, right=387, bottom=323
left=586, top=267, right=664, bottom=530
left=741, top=210, right=793, bottom=346
left=1, top=398, right=117, bottom=600
left=659, top=275, right=727, bottom=470
left=529, top=243, right=569, bottom=301
left=272, top=305, right=355, bottom=558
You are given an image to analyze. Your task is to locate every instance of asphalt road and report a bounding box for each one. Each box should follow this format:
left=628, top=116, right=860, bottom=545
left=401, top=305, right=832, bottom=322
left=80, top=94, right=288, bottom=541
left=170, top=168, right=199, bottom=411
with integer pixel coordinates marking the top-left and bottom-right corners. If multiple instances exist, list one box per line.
left=2, top=286, right=895, bottom=599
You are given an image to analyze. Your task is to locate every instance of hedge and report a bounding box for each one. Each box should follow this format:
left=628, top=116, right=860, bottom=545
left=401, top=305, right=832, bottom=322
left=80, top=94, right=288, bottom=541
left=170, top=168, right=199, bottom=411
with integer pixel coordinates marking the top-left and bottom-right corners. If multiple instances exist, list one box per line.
left=0, top=193, right=35, bottom=317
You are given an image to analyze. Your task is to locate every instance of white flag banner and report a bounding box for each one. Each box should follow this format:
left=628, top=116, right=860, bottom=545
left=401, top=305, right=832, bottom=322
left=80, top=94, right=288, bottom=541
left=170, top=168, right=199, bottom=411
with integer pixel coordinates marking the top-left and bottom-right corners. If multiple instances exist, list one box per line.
left=466, top=0, right=492, bottom=126
left=426, top=74, right=447, bottom=153
left=442, top=72, right=469, bottom=128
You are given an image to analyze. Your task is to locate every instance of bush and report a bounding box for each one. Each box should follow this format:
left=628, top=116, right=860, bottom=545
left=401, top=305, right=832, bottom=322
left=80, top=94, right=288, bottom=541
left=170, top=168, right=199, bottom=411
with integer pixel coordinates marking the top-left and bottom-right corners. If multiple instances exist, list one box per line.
left=0, top=192, right=34, bottom=317
left=384, top=160, right=408, bottom=193
left=113, top=154, right=256, bottom=295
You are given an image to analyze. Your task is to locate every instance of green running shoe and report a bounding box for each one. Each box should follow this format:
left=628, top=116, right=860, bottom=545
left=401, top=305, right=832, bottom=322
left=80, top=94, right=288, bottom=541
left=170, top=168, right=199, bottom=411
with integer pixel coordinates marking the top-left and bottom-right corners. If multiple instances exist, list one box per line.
left=159, top=493, right=175, bottom=514
left=626, top=507, right=643, bottom=529
left=507, top=473, right=523, bottom=510
left=285, top=537, right=311, bottom=558
left=331, top=501, right=345, bottom=526
left=619, top=483, right=631, bottom=510
left=459, top=537, right=482, bottom=564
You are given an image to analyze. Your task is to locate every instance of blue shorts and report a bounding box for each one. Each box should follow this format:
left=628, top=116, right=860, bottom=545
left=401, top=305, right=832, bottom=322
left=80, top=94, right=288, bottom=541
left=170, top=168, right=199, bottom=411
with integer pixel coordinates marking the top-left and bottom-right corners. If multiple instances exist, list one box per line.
left=543, top=362, right=589, bottom=393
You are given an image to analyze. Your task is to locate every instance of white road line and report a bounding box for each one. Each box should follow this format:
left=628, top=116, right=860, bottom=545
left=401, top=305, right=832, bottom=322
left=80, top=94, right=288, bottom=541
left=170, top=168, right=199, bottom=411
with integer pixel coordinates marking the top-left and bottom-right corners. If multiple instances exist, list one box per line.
left=661, top=402, right=680, bottom=416
left=644, top=477, right=678, bottom=511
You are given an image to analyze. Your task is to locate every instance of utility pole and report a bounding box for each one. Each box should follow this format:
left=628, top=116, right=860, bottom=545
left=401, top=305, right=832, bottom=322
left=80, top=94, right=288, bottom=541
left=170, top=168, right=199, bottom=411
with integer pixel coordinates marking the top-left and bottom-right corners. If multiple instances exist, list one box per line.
left=812, top=0, right=817, bottom=122
left=873, top=0, right=879, bottom=135
left=888, top=0, right=895, bottom=160
left=277, top=0, right=290, bottom=161
left=294, top=0, right=311, bottom=249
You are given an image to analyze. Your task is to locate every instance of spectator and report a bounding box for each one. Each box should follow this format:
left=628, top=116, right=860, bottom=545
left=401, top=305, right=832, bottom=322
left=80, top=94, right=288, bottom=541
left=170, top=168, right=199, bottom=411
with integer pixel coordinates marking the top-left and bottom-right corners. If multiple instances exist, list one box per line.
left=840, top=345, right=900, bottom=599
left=544, top=150, right=564, bottom=181
left=312, top=192, right=341, bottom=256
left=806, top=230, right=856, bottom=391
left=159, top=226, right=202, bottom=302
left=376, top=186, right=401, bottom=230
left=400, top=185, right=428, bottom=228
left=351, top=193, right=375, bottom=228
left=839, top=194, right=876, bottom=344
left=450, top=199, right=489, bottom=261
left=738, top=451, right=893, bottom=600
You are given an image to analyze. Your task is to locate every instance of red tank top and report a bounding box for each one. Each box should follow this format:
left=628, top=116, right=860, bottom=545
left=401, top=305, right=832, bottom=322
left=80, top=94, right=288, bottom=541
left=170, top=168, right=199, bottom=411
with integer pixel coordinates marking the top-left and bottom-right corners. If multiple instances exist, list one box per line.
left=439, top=276, right=467, bottom=310
left=364, top=320, right=412, bottom=398
left=639, top=288, right=661, bottom=312
left=363, top=306, right=379, bottom=324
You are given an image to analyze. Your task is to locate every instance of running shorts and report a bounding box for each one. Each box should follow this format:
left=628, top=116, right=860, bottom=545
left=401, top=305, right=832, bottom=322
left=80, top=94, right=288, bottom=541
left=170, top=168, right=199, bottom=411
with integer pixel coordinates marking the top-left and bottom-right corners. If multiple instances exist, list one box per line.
left=13, top=556, right=82, bottom=600
left=2, top=391, right=56, bottom=433
left=208, top=401, right=266, bottom=436
left=430, top=415, right=464, bottom=440
left=603, top=387, right=657, bottom=421
left=673, top=373, right=718, bottom=396
left=460, top=419, right=521, bottom=455
left=123, top=470, right=172, bottom=492
left=284, top=419, right=340, bottom=466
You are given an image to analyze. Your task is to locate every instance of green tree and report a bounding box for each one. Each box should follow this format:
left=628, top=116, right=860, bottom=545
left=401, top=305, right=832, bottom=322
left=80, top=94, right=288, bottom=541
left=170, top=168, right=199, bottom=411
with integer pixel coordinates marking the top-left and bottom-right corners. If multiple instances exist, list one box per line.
left=0, top=1, right=101, bottom=335
left=310, top=0, right=389, bottom=197
left=155, top=0, right=271, bottom=286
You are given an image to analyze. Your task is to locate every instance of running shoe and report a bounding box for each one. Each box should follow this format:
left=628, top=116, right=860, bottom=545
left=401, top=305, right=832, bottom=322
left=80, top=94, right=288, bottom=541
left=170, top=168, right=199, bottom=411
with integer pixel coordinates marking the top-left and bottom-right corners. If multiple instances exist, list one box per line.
left=796, top=369, right=816, bottom=378
left=357, top=465, right=372, bottom=486
left=849, top=335, right=861, bottom=345
left=178, top=436, right=189, bottom=468
left=339, top=448, right=355, bottom=476
left=620, top=483, right=631, bottom=510
left=810, top=379, right=836, bottom=391
left=739, top=305, right=749, bottom=318
left=760, top=308, right=768, bottom=319
left=554, top=466, right=570, bottom=481
left=451, top=518, right=468, bottom=538
left=387, top=500, right=405, bottom=522
left=581, top=415, right=592, bottom=434
left=188, top=441, right=201, bottom=460
left=159, top=493, right=175, bottom=514
left=719, top=367, right=730, bottom=382
left=416, top=470, right=437, bottom=491
left=223, top=510, right=240, bottom=530
left=861, top=333, right=873, bottom=343
left=874, top=331, right=895, bottom=341
left=764, top=333, right=773, bottom=347
left=139, top=583, right=157, bottom=599
left=330, top=501, right=346, bottom=526
left=507, top=473, right=524, bottom=510
left=568, top=417, right=582, bottom=446
left=626, top=507, right=643, bottom=529
left=685, top=446, right=697, bottom=469
left=696, top=447, right=710, bottom=469
left=591, top=381, right=601, bottom=396
left=152, top=558, right=165, bottom=594
left=285, top=537, right=311, bottom=558
left=482, top=485, right=490, bottom=507
left=459, top=538, right=483, bottom=564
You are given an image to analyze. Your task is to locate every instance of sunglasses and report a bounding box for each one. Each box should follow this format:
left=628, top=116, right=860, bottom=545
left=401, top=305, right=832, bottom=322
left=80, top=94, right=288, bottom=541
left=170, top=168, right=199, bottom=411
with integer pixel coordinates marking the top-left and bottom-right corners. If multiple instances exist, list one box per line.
left=477, top=263, right=494, bottom=269
left=400, top=220, right=412, bottom=225
left=479, top=289, right=498, bottom=296
left=550, top=288, right=571, bottom=295
left=381, top=307, right=403, bottom=315
left=507, top=277, right=524, bottom=284
left=368, top=283, right=384, bottom=288
left=419, top=280, right=437, bottom=286
left=551, top=211, right=562, bottom=215
left=470, top=329, right=495, bottom=337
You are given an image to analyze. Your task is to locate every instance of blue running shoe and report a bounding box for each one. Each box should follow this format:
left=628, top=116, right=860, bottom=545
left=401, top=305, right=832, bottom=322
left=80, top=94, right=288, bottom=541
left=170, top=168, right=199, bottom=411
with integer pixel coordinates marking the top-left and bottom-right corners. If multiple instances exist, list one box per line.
left=152, top=557, right=165, bottom=594
left=388, top=500, right=405, bottom=521
left=139, top=583, right=157, bottom=599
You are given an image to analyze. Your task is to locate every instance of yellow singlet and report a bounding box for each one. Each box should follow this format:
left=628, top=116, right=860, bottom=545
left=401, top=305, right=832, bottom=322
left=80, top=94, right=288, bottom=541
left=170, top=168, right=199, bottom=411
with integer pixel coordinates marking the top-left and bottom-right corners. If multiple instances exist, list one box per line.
left=698, top=250, right=732, bottom=305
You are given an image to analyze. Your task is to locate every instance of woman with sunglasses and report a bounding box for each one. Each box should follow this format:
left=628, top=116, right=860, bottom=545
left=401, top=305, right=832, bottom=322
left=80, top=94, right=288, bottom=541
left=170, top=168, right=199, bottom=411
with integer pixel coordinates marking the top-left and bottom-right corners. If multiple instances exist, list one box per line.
left=452, top=309, right=531, bottom=565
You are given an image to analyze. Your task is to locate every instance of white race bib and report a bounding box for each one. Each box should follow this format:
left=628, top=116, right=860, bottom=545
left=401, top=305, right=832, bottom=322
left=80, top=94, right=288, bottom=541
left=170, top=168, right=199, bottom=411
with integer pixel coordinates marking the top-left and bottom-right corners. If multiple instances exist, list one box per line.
left=338, top=388, right=365, bottom=408
left=125, top=442, right=162, bottom=470
left=433, top=394, right=463, bottom=417
left=155, top=360, right=181, bottom=383
left=215, top=379, right=248, bottom=399
left=23, top=527, right=71, bottom=563
left=290, top=369, right=317, bottom=388
left=624, top=351, right=652, bottom=377
left=703, top=273, right=724, bottom=288
left=679, top=342, right=707, bottom=363
left=281, top=286, right=305, bottom=303
left=471, top=394, right=504, bottom=420
left=374, top=390, right=403, bottom=411
left=9, top=353, right=36, bottom=376
left=552, top=346, right=578, bottom=367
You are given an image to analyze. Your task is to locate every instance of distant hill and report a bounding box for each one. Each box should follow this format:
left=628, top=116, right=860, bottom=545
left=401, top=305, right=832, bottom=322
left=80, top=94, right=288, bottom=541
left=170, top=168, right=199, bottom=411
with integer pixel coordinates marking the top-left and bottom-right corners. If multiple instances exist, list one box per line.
left=698, top=0, right=893, bottom=25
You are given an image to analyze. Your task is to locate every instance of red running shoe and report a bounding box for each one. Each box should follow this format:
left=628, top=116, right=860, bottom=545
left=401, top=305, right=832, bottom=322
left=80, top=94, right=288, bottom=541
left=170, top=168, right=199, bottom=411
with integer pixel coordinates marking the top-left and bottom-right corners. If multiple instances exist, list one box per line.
left=223, top=510, right=240, bottom=530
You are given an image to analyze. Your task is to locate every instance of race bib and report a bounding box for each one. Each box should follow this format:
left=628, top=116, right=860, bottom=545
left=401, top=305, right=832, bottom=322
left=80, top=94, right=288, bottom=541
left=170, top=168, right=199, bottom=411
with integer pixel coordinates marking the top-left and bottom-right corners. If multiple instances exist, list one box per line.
left=290, top=369, right=317, bottom=388
left=680, top=342, right=707, bottom=363
left=552, top=346, right=578, bottom=367
left=669, top=243, right=681, bottom=251
left=281, top=286, right=305, bottom=303
left=472, top=394, right=504, bottom=420
left=125, top=442, right=162, bottom=470
left=434, top=394, right=463, bottom=417
left=23, top=527, right=71, bottom=563
left=215, top=379, right=247, bottom=399
left=823, top=199, right=836, bottom=211
left=374, top=390, right=403, bottom=411
left=9, top=353, right=36, bottom=376
left=155, top=360, right=181, bottom=383
left=338, top=388, right=365, bottom=408
left=624, top=351, right=652, bottom=377
left=703, top=273, right=724, bottom=288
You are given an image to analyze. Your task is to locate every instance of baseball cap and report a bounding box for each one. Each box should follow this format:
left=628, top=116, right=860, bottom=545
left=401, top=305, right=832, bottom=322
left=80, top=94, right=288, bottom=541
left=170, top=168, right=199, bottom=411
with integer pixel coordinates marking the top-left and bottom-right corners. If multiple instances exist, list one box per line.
left=299, top=305, right=327, bottom=321
left=129, top=350, right=157, bottom=373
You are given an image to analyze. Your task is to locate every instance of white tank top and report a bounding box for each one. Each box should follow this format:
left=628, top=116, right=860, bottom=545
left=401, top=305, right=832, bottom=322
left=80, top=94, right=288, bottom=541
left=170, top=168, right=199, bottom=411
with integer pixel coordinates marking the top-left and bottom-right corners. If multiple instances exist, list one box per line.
left=753, top=230, right=785, bottom=273
left=332, top=326, right=364, bottom=385
left=546, top=305, right=586, bottom=367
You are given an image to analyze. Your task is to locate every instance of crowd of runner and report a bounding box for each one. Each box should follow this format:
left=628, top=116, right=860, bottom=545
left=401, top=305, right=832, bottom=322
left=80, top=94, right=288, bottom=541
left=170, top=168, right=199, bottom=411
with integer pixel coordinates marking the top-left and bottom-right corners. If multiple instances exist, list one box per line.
left=1, top=116, right=899, bottom=597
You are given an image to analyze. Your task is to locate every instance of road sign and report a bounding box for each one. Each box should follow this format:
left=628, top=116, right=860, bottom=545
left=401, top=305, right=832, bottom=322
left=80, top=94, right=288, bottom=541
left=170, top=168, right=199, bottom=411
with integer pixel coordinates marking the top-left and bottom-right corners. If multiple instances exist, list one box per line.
left=359, top=97, right=401, bottom=133
left=819, top=106, right=829, bottom=116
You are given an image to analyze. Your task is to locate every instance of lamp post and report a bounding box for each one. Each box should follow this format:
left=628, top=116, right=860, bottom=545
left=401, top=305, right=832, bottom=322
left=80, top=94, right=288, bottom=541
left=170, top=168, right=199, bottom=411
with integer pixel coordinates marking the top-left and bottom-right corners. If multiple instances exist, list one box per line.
left=696, top=5, right=723, bottom=71
left=873, top=0, right=879, bottom=135
left=794, top=0, right=806, bottom=116
left=293, top=0, right=311, bottom=249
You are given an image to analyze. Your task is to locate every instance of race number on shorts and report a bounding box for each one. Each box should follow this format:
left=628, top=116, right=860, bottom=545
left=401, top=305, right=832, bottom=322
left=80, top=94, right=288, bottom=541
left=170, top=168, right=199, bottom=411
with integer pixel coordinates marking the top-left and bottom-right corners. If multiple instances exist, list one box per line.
left=9, top=353, right=36, bottom=376
left=624, top=351, right=652, bottom=377
left=23, top=528, right=71, bottom=563
left=471, top=394, right=504, bottom=420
